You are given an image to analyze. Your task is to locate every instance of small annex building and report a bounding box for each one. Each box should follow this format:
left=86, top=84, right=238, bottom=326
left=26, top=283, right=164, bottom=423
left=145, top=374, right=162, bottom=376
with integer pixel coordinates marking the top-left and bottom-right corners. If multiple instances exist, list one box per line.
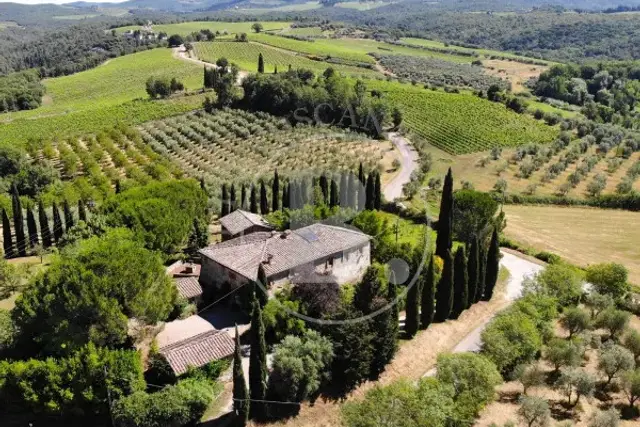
left=199, top=223, right=371, bottom=294
left=219, top=210, right=273, bottom=241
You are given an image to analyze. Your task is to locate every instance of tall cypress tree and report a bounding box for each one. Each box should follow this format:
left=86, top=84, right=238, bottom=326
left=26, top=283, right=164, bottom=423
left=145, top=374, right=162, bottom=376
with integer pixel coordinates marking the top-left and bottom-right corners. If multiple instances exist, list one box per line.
left=435, top=168, right=453, bottom=260
left=38, top=200, right=52, bottom=249
left=451, top=246, right=469, bottom=319
left=434, top=250, right=454, bottom=322
left=282, top=184, right=288, bottom=210
left=467, top=236, right=480, bottom=306
left=404, top=276, right=420, bottom=338
left=374, top=172, right=382, bottom=210
left=240, top=184, right=247, bottom=211
left=420, top=255, right=435, bottom=329
left=233, top=325, right=249, bottom=426
left=200, top=176, right=207, bottom=192
left=329, top=179, right=339, bottom=208
left=249, top=296, right=267, bottom=420
left=78, top=200, right=87, bottom=223
left=11, top=185, right=26, bottom=257
left=115, top=179, right=121, bottom=194
left=348, top=173, right=357, bottom=209
left=339, top=172, right=348, bottom=207
left=365, top=174, right=375, bottom=210
left=250, top=185, right=258, bottom=214
left=272, top=170, right=279, bottom=212
left=26, top=208, right=39, bottom=249
left=370, top=288, right=398, bottom=379
left=230, top=184, right=237, bottom=213
left=483, top=228, right=500, bottom=301
left=63, top=200, right=74, bottom=231
left=257, top=53, right=264, bottom=74
left=273, top=65, right=278, bottom=74
left=221, top=184, right=230, bottom=217
left=52, top=202, right=63, bottom=244
left=2, top=209, right=14, bottom=258
left=319, top=174, right=328, bottom=205
left=477, top=246, right=487, bottom=302
left=358, top=162, right=365, bottom=186
left=260, top=181, right=269, bottom=215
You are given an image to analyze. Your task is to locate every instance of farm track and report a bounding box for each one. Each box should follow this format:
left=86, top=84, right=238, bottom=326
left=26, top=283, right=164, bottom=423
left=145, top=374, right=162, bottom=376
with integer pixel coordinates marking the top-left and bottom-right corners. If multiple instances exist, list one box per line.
left=383, top=132, right=419, bottom=201
left=172, top=45, right=249, bottom=84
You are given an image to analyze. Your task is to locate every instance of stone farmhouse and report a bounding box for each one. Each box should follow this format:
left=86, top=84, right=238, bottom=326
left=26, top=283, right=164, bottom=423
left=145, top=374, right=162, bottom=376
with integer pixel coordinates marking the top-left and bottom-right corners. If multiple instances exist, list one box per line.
left=199, top=221, right=371, bottom=295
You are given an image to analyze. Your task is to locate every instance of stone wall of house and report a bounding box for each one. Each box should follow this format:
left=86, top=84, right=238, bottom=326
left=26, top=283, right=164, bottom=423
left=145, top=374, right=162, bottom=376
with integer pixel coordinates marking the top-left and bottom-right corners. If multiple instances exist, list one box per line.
left=200, top=257, right=250, bottom=293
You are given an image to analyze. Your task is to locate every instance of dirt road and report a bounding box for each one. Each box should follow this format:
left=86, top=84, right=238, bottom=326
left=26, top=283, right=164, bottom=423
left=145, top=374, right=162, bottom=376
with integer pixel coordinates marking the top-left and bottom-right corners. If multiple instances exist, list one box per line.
left=172, top=46, right=248, bottom=83
left=383, top=132, right=419, bottom=202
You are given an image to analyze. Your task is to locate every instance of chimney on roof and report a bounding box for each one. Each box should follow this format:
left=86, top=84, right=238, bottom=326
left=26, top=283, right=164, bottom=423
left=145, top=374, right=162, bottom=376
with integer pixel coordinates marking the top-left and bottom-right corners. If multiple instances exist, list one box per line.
left=263, top=254, right=274, bottom=264
left=280, top=230, right=292, bottom=239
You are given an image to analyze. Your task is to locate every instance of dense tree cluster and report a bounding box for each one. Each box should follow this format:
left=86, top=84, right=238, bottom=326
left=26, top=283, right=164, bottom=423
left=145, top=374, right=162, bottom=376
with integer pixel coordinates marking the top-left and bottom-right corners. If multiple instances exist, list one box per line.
left=0, top=70, right=45, bottom=112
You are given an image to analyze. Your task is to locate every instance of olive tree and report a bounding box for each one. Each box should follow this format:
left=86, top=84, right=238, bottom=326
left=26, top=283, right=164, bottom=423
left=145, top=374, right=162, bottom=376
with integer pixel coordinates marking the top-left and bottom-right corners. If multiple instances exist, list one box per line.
left=598, top=344, right=635, bottom=386
left=623, top=329, right=640, bottom=363
left=588, top=408, right=620, bottom=427
left=517, top=396, right=550, bottom=427
left=514, top=363, right=546, bottom=395
left=545, top=338, right=582, bottom=373
left=596, top=309, right=631, bottom=341
left=620, top=369, right=640, bottom=409
left=554, top=368, right=596, bottom=407
left=560, top=307, right=592, bottom=338
left=584, top=292, right=615, bottom=320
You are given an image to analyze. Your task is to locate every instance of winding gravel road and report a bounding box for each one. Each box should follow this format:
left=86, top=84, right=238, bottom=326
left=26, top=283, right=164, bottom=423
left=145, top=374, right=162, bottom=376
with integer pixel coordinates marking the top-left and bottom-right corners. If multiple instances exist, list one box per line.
left=383, top=132, right=419, bottom=202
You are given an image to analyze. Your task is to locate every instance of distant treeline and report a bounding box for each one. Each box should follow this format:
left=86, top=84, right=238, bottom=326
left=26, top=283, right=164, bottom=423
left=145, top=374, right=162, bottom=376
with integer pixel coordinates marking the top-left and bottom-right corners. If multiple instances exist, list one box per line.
left=0, top=70, right=45, bottom=112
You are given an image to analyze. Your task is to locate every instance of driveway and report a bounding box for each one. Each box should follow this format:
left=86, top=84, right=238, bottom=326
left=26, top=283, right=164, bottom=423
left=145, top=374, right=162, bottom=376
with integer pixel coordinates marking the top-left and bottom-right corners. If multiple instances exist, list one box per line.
left=383, top=132, right=419, bottom=202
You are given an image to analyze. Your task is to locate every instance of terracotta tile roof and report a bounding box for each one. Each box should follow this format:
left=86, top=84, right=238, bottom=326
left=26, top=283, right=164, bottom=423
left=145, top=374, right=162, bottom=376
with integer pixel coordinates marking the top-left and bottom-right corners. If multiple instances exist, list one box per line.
left=159, top=329, right=234, bottom=376
left=175, top=277, right=203, bottom=300
left=156, top=315, right=215, bottom=348
left=199, top=224, right=370, bottom=281
left=219, top=210, right=272, bottom=236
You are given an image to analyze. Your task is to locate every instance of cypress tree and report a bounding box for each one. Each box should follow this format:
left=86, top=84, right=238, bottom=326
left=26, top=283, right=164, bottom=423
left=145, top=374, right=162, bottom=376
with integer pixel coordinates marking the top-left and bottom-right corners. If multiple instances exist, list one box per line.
left=260, top=181, right=269, bottom=215
left=272, top=170, right=279, bottom=212
left=221, top=184, right=230, bottom=217
left=273, top=65, right=278, bottom=74
left=115, top=179, right=121, bottom=194
left=256, top=264, right=268, bottom=308
left=11, top=185, right=26, bottom=257
left=200, top=176, right=207, bottom=192
left=282, top=184, right=288, bottom=210
left=249, top=296, right=267, bottom=420
left=467, top=236, right=480, bottom=306
left=63, top=200, right=74, bottom=231
left=374, top=172, right=382, bottom=210
left=435, top=168, right=453, bottom=260
left=2, top=209, right=14, bottom=258
left=38, top=200, right=52, bottom=249
left=329, top=179, right=339, bottom=208
left=434, top=250, right=453, bottom=322
left=477, top=246, right=487, bottom=302
left=451, top=246, right=469, bottom=319
left=365, top=174, right=375, bottom=210
left=250, top=185, right=258, bottom=213
left=257, top=53, right=264, bottom=74
left=26, top=208, right=39, bottom=249
left=420, top=255, right=435, bottom=329
left=358, top=162, right=365, bottom=186
left=370, top=287, right=398, bottom=379
left=339, top=172, right=348, bottom=207
left=347, top=173, right=357, bottom=209
left=230, top=184, right=237, bottom=213
left=483, top=228, right=500, bottom=301
left=52, top=202, right=63, bottom=244
left=404, top=276, right=420, bottom=338
left=240, top=184, right=247, bottom=211
left=233, top=324, right=249, bottom=426
left=319, top=174, right=328, bottom=205
left=78, top=200, right=87, bottom=223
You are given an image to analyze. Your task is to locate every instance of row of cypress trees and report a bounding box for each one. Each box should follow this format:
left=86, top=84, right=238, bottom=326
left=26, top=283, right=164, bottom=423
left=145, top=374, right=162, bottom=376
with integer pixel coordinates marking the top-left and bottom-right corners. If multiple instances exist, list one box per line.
left=2, top=184, right=87, bottom=259
left=404, top=168, right=501, bottom=337
left=219, top=164, right=383, bottom=217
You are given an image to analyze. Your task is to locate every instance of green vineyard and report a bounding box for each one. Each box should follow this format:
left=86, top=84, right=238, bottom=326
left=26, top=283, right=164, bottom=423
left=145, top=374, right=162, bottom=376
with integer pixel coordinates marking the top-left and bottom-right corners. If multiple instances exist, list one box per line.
left=368, top=80, right=558, bottom=154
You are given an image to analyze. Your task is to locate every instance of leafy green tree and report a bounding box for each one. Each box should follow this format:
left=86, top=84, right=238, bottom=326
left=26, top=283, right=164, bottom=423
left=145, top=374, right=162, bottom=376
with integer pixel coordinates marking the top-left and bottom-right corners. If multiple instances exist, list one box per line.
left=0, top=308, right=15, bottom=352
left=596, top=308, right=631, bottom=341
left=584, top=292, right=615, bottom=319
left=353, top=264, right=386, bottom=314
left=2, top=209, right=14, bottom=258
left=233, top=325, right=249, bottom=426
left=451, top=246, right=468, bottom=319
left=560, top=307, right=592, bottom=338
left=554, top=368, right=595, bottom=407
left=598, top=344, right=635, bottom=386
left=436, top=352, right=502, bottom=421
left=251, top=22, right=264, bottom=33
left=11, top=184, right=26, bottom=257
left=523, top=264, right=583, bottom=308
left=51, top=202, right=62, bottom=243
left=420, top=255, right=435, bottom=329
left=467, top=236, right=479, bottom=306
left=167, top=34, right=184, bottom=47
left=518, top=396, right=551, bottom=427
left=483, top=228, right=500, bottom=301
left=545, top=338, right=582, bottom=373
left=621, top=369, right=640, bottom=409
left=435, top=168, right=453, bottom=259
left=249, top=296, right=267, bottom=420
left=370, top=284, right=398, bottom=379
left=514, top=363, right=546, bottom=395
left=12, top=228, right=176, bottom=357
left=586, top=263, right=630, bottom=300
left=452, top=190, right=500, bottom=243
left=623, top=329, right=640, bottom=363
left=434, top=250, right=453, bottom=322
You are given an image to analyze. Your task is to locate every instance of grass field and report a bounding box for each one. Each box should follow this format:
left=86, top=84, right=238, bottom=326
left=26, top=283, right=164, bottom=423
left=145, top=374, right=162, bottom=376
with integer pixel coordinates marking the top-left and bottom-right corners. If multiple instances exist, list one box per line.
left=0, top=48, right=205, bottom=145
left=367, top=80, right=557, bottom=154
left=250, top=34, right=474, bottom=65
left=503, top=204, right=640, bottom=284
left=237, top=1, right=322, bottom=12
left=115, top=21, right=290, bottom=37
left=193, top=41, right=379, bottom=76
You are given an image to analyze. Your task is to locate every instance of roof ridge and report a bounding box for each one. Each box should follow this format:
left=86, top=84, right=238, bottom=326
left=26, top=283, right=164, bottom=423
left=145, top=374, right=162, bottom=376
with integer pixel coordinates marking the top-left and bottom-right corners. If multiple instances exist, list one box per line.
left=159, top=329, right=224, bottom=352
left=301, top=223, right=371, bottom=238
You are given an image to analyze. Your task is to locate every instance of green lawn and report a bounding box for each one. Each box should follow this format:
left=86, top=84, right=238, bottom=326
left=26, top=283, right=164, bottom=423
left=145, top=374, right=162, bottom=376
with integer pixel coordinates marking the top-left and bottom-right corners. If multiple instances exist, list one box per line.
left=375, top=211, right=433, bottom=248
left=527, top=99, right=581, bottom=118
left=115, top=21, right=290, bottom=37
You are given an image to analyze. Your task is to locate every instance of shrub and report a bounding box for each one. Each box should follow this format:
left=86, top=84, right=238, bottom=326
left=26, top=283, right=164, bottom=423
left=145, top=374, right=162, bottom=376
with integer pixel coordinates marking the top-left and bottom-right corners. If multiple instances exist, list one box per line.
left=588, top=408, right=620, bottom=427
left=595, top=309, right=631, bottom=341
left=559, top=307, right=592, bottom=338
left=585, top=263, right=630, bottom=300
left=522, top=264, right=583, bottom=309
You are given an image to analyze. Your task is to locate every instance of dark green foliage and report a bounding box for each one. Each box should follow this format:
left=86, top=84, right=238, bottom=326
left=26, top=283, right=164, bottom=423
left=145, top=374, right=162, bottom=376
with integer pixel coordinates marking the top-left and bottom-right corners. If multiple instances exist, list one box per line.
left=272, top=170, right=279, bottom=212
left=369, top=279, right=399, bottom=378
left=0, top=343, right=145, bottom=417
left=11, top=185, right=26, bottom=257
left=483, top=228, right=500, bottom=301
left=405, top=276, right=421, bottom=338
left=330, top=179, right=339, bottom=208
left=374, top=172, right=382, bottom=210
left=353, top=264, right=386, bottom=314
left=0, top=308, right=14, bottom=352
left=282, top=183, right=289, bottom=210
left=435, top=168, right=453, bottom=259
left=78, top=200, right=87, bottom=223
left=256, top=264, right=269, bottom=308
left=12, top=228, right=176, bottom=357
left=451, top=246, right=469, bottom=319
left=145, top=76, right=183, bottom=99
left=434, top=250, right=454, bottom=322
left=477, top=246, right=487, bottom=302
left=233, top=325, right=249, bottom=426
left=319, top=174, right=328, bottom=205
left=167, top=34, right=184, bottom=47
left=115, top=179, right=121, bottom=194
left=26, top=208, right=38, bottom=249
left=467, top=237, right=480, bottom=306
left=420, top=256, right=435, bottom=329
left=230, top=184, right=237, bottom=213
left=63, top=199, right=74, bottom=231
left=0, top=70, right=45, bottom=113
left=260, top=181, right=269, bottom=215
left=38, top=200, right=52, bottom=249
left=365, top=174, right=375, bottom=210
left=250, top=185, right=258, bottom=213
left=101, top=180, right=208, bottom=254
left=221, top=183, right=229, bottom=217
left=2, top=209, right=13, bottom=258
left=258, top=53, right=265, bottom=74
left=112, top=378, right=214, bottom=427
left=339, top=172, right=348, bottom=207
left=452, top=190, right=500, bottom=243
left=249, top=297, right=267, bottom=420
left=52, top=202, right=63, bottom=244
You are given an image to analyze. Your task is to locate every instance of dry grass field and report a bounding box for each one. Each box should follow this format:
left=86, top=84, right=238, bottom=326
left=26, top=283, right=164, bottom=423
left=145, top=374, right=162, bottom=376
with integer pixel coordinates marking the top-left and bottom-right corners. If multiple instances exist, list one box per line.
left=483, top=59, right=548, bottom=93
left=503, top=205, right=640, bottom=284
